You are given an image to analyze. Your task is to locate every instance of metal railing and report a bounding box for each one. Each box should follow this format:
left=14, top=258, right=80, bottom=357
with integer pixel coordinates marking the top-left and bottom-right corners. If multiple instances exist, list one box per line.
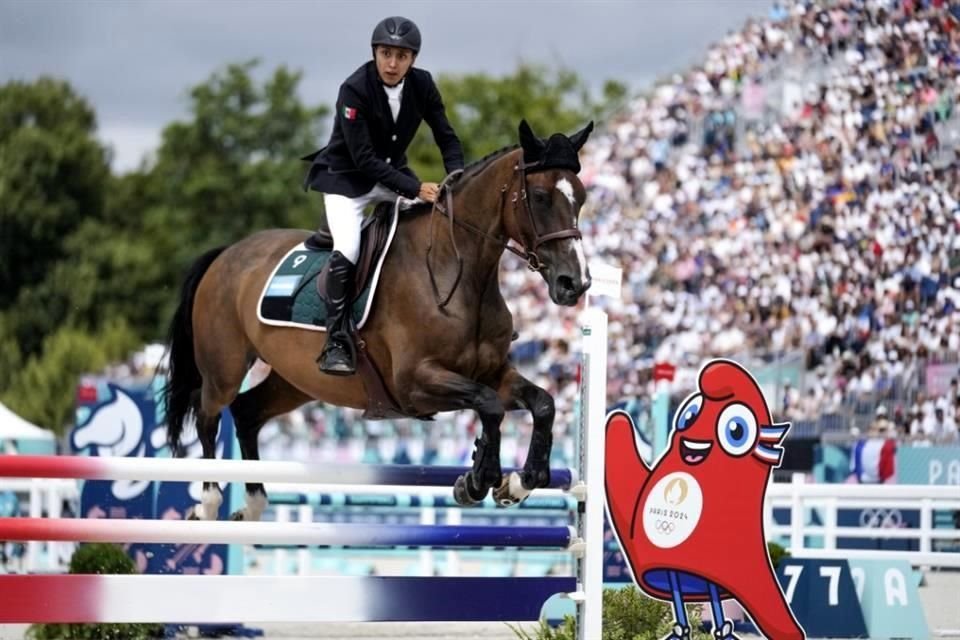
left=766, top=474, right=960, bottom=568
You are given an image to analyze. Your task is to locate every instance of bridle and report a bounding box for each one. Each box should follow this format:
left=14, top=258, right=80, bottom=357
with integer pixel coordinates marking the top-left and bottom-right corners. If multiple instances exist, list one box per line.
left=427, top=160, right=582, bottom=309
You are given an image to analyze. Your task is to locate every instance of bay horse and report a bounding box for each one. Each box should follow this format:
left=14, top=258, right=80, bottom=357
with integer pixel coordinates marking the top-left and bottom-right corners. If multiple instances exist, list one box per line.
left=162, top=120, right=594, bottom=521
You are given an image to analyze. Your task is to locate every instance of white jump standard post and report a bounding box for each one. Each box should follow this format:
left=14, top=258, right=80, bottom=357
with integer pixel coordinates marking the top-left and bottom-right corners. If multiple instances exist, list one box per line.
left=573, top=305, right=607, bottom=640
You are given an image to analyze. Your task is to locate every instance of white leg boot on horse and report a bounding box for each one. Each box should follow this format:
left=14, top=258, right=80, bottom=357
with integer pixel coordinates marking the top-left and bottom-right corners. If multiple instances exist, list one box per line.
left=493, top=369, right=556, bottom=506
left=186, top=409, right=225, bottom=521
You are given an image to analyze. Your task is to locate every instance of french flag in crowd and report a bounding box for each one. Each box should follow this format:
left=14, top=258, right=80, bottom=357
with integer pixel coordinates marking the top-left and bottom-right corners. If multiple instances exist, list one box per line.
left=850, top=438, right=897, bottom=484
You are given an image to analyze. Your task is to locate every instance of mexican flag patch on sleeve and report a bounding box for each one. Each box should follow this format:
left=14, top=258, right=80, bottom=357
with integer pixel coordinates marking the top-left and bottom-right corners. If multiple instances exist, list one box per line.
left=343, top=106, right=358, bottom=120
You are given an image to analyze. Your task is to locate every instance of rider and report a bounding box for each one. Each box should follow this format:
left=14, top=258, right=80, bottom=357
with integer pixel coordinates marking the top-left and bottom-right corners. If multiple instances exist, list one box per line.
left=302, top=16, right=465, bottom=376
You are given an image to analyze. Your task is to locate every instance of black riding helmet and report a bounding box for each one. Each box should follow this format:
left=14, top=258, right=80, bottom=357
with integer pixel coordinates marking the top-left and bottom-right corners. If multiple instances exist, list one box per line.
left=371, top=16, right=421, bottom=54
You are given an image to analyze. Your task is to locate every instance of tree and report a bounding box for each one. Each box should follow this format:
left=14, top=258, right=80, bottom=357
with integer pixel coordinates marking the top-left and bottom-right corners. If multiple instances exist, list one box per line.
left=1, top=320, right=139, bottom=434
left=0, top=78, right=110, bottom=310
left=0, top=64, right=332, bottom=431
left=84, top=60, right=330, bottom=340
left=145, top=60, right=329, bottom=260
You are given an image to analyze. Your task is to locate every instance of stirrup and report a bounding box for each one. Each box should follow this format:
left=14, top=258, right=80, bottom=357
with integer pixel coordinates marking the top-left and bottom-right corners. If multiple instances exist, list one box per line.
left=317, top=334, right=356, bottom=376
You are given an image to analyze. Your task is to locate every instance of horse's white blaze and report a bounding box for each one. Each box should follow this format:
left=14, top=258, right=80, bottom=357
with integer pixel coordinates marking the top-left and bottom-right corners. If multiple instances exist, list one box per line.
left=556, top=178, right=576, bottom=207
left=571, top=238, right=589, bottom=282
left=555, top=178, right=588, bottom=282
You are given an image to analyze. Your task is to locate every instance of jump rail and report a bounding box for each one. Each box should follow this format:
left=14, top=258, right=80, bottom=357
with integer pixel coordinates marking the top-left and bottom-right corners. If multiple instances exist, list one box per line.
left=0, top=517, right=577, bottom=549
left=0, top=575, right=577, bottom=624
left=0, top=455, right=576, bottom=489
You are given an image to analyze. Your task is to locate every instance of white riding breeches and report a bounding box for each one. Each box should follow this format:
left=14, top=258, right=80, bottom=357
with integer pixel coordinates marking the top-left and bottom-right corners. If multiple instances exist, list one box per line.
left=324, top=184, right=421, bottom=264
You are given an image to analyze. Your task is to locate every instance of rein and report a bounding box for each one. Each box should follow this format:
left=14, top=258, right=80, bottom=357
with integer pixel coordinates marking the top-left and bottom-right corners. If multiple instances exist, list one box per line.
left=426, top=160, right=581, bottom=310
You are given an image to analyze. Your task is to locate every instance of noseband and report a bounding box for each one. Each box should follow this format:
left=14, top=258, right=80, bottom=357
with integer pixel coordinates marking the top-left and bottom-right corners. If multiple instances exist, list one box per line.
left=427, top=162, right=581, bottom=309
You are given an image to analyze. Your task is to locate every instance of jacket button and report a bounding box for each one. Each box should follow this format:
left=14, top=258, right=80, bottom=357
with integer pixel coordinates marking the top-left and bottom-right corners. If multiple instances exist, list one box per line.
left=392, top=134, right=397, bottom=141
left=386, top=157, right=392, bottom=164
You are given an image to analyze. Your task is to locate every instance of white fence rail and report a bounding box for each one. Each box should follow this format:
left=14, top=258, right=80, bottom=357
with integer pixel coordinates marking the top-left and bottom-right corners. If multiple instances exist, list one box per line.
left=765, top=474, right=960, bottom=568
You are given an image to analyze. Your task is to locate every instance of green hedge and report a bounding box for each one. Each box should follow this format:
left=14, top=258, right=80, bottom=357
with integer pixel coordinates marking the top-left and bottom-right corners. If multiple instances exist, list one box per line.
left=26, top=543, right=165, bottom=640
left=510, top=585, right=712, bottom=640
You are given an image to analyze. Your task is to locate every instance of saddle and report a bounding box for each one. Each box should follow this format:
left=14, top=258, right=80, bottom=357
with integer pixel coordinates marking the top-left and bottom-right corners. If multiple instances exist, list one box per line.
left=306, top=201, right=395, bottom=295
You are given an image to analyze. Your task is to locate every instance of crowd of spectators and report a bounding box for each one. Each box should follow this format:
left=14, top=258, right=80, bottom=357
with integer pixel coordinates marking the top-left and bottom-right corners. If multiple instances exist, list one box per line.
left=562, top=0, right=960, bottom=446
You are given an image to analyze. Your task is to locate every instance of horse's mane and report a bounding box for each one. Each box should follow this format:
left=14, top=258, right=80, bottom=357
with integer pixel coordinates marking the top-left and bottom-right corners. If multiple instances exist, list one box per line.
left=451, top=144, right=520, bottom=192
left=403, top=143, right=519, bottom=216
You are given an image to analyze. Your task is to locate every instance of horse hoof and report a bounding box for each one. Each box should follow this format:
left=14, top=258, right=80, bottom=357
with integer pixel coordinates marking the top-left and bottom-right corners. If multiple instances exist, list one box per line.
left=185, top=507, right=201, bottom=521
left=229, top=510, right=246, bottom=521
left=492, top=471, right=531, bottom=507
left=453, top=474, right=485, bottom=506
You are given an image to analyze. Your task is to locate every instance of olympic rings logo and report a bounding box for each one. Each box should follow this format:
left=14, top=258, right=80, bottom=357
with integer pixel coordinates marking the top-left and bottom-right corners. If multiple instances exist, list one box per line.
left=655, top=520, right=676, bottom=534
left=859, top=508, right=903, bottom=528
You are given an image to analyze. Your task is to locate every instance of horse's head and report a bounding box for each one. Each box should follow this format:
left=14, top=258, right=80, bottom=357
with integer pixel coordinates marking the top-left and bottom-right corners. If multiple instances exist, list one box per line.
left=506, top=119, right=595, bottom=306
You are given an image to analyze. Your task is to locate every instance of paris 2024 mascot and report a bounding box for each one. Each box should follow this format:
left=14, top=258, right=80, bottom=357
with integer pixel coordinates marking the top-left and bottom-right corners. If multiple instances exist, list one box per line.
left=605, top=359, right=805, bottom=639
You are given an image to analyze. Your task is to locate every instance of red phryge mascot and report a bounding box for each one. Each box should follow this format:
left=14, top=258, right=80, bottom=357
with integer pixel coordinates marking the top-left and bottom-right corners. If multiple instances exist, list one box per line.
left=605, top=359, right=805, bottom=639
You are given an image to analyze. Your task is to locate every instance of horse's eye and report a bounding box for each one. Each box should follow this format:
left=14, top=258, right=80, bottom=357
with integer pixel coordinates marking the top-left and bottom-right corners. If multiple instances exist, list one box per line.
left=532, top=190, right=550, bottom=204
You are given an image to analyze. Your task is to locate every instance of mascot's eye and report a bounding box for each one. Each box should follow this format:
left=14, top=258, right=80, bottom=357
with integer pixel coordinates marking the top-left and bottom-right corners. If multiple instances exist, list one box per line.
left=675, top=394, right=703, bottom=431
left=716, top=403, right=758, bottom=456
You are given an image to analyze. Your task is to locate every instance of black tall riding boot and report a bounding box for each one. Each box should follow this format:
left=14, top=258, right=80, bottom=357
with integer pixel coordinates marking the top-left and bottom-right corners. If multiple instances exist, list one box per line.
left=317, top=251, right=357, bottom=376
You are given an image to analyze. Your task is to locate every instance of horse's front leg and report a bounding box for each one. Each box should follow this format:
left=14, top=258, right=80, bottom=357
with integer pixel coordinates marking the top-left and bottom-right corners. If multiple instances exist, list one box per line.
left=409, top=364, right=505, bottom=506
left=492, top=367, right=556, bottom=507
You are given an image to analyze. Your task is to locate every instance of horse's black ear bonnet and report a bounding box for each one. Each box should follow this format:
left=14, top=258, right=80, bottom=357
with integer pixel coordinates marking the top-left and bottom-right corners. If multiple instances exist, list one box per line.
left=518, top=120, right=594, bottom=173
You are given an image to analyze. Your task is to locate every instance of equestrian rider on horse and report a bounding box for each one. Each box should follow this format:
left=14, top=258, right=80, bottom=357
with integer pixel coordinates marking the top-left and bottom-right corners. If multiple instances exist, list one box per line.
left=301, top=16, right=465, bottom=376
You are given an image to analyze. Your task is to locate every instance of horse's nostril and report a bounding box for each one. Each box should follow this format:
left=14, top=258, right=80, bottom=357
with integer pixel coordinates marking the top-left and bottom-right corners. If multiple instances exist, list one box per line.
left=557, top=275, right=575, bottom=292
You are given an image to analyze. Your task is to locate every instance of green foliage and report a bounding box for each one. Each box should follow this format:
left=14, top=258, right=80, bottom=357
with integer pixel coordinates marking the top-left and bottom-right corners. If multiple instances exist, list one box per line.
left=767, top=540, right=790, bottom=569
left=406, top=63, right=626, bottom=180
left=510, top=586, right=711, bottom=640
left=0, top=78, right=110, bottom=310
left=0, top=62, right=329, bottom=427
left=1, top=320, right=139, bottom=434
left=0, top=315, right=22, bottom=392
left=26, top=543, right=164, bottom=639
left=127, top=60, right=331, bottom=334
left=511, top=617, right=577, bottom=640
left=148, top=59, right=328, bottom=253
left=67, top=542, right=139, bottom=574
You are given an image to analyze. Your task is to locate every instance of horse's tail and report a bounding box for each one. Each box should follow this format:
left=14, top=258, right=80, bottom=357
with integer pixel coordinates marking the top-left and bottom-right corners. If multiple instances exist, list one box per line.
left=162, top=246, right=227, bottom=457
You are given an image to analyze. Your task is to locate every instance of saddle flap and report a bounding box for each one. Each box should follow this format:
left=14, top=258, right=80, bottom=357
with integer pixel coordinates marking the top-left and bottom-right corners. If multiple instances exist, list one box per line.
left=258, top=200, right=401, bottom=332
left=306, top=202, right=395, bottom=293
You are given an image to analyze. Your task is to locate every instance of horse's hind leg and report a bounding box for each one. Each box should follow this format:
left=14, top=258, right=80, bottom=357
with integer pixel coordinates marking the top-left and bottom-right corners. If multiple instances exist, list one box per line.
left=228, top=369, right=311, bottom=521
left=409, top=365, right=506, bottom=506
left=492, top=367, right=556, bottom=507
left=189, top=329, right=250, bottom=520
left=189, top=404, right=225, bottom=520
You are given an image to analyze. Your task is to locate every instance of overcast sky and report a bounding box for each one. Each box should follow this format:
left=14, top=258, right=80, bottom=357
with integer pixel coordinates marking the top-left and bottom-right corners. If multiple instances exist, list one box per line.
left=0, top=0, right=768, bottom=172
